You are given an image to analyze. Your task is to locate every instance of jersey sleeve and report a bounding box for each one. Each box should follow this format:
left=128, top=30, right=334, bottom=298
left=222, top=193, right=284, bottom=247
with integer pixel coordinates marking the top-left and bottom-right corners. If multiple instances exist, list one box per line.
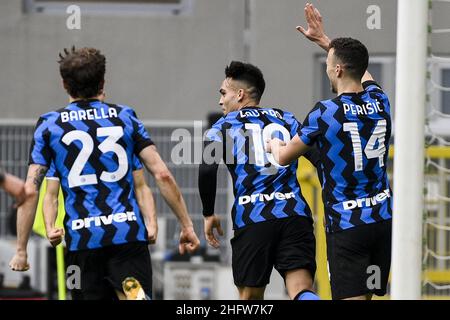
left=363, top=80, right=391, bottom=116
left=283, top=111, right=301, bottom=139
left=298, top=103, right=323, bottom=146
left=362, top=80, right=384, bottom=94
left=205, top=117, right=225, bottom=143
left=28, top=116, right=52, bottom=167
left=128, top=109, right=155, bottom=155
left=46, top=161, right=59, bottom=180
left=203, top=118, right=225, bottom=163
left=132, top=154, right=143, bottom=171
left=286, top=111, right=321, bottom=167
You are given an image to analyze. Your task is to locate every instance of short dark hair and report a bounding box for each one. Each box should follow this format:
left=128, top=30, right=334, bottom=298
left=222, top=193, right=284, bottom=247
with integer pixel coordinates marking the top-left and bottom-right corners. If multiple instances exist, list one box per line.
left=329, top=37, right=369, bottom=80
left=58, top=46, right=106, bottom=99
left=225, top=61, right=265, bottom=103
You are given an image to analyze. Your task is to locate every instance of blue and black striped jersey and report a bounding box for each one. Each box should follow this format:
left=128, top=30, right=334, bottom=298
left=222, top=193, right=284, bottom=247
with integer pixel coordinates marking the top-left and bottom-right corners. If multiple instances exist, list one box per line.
left=29, top=99, right=154, bottom=251
left=203, top=107, right=314, bottom=229
left=299, top=81, right=392, bottom=233
left=46, top=154, right=144, bottom=179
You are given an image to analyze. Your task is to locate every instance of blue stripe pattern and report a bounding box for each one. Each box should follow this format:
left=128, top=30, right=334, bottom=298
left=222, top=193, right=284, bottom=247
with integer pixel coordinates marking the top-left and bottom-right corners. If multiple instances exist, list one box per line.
left=30, top=100, right=151, bottom=251
left=299, top=82, right=393, bottom=232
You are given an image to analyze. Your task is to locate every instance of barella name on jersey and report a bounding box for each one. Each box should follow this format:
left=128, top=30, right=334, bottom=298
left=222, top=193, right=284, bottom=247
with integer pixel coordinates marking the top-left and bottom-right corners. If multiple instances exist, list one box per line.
left=71, top=211, right=137, bottom=230
left=342, top=189, right=391, bottom=210
left=61, top=108, right=118, bottom=123
left=239, top=109, right=283, bottom=119
left=238, top=192, right=295, bottom=205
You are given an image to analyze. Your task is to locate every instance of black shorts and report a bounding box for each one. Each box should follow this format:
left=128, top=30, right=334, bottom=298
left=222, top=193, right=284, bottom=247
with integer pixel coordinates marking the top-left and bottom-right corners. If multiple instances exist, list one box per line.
left=66, top=242, right=152, bottom=300
left=231, top=215, right=316, bottom=287
left=326, top=219, right=392, bottom=300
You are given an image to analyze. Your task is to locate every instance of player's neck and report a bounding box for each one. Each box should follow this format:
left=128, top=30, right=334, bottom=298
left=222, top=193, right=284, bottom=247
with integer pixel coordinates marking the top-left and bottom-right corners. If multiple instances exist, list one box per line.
left=69, top=94, right=104, bottom=103
left=336, top=79, right=364, bottom=96
left=237, top=101, right=259, bottom=110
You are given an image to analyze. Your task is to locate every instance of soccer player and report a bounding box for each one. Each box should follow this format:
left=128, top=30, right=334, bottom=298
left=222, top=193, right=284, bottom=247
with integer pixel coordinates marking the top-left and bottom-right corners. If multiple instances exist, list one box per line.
left=199, top=61, right=320, bottom=300
left=9, top=47, right=200, bottom=300
left=267, top=3, right=392, bottom=300
left=0, top=167, right=26, bottom=206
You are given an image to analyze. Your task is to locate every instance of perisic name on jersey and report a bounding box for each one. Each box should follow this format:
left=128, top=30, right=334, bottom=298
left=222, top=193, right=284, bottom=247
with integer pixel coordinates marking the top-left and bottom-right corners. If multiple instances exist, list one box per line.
left=343, top=100, right=383, bottom=116
left=299, top=81, right=392, bottom=232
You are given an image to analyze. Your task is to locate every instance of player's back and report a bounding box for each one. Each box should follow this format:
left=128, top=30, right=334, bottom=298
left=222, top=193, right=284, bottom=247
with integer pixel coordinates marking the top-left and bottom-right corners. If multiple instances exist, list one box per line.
left=300, top=81, right=392, bottom=232
left=207, top=106, right=312, bottom=229
left=30, top=99, right=152, bottom=251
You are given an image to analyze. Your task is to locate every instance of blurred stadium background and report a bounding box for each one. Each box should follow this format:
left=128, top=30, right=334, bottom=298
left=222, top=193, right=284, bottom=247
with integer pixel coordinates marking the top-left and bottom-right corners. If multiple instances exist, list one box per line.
left=1, top=0, right=450, bottom=300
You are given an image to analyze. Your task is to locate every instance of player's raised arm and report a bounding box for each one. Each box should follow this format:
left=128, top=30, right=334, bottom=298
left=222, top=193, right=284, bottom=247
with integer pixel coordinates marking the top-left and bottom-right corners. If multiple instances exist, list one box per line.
left=298, top=3, right=376, bottom=85
left=139, top=145, right=200, bottom=254
left=361, top=70, right=375, bottom=83
left=9, top=164, right=48, bottom=271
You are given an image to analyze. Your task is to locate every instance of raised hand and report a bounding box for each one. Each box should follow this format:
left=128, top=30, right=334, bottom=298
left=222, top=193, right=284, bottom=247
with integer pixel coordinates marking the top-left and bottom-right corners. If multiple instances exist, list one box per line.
left=296, top=3, right=330, bottom=50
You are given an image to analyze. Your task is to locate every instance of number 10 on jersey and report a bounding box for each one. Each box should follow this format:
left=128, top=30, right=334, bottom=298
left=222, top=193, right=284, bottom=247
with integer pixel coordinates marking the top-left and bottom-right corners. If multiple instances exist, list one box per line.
left=245, top=123, right=290, bottom=167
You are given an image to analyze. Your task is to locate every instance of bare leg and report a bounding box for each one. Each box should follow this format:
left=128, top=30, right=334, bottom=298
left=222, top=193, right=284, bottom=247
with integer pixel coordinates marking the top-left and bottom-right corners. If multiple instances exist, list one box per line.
left=238, top=286, right=266, bottom=300
left=343, top=293, right=372, bottom=300
left=284, top=269, right=316, bottom=299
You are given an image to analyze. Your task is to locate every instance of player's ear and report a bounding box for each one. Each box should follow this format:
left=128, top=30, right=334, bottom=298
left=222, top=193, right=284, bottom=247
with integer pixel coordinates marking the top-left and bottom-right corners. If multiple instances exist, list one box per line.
left=335, top=64, right=343, bottom=78
left=237, top=88, right=244, bottom=102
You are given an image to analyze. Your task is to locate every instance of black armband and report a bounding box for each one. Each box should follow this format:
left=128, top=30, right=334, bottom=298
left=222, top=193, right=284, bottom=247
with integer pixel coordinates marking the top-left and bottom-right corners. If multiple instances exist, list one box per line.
left=199, top=162, right=219, bottom=217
